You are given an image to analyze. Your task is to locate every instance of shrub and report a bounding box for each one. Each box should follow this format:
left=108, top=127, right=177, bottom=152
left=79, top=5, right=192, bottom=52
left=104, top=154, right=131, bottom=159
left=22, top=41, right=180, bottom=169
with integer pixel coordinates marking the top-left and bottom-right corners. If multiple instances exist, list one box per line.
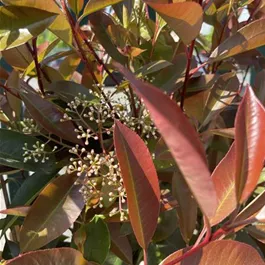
left=1, top=0, right=265, bottom=264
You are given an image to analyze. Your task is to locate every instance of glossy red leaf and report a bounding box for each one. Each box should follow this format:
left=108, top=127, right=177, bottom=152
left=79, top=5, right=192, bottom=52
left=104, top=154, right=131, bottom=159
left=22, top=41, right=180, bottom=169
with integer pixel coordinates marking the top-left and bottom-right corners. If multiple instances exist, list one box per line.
left=235, top=85, right=265, bottom=203
left=114, top=120, right=160, bottom=249
left=114, top=62, right=217, bottom=220
left=6, top=248, right=92, bottom=265
left=160, top=240, right=264, bottom=265
left=210, top=143, right=237, bottom=226
left=20, top=173, right=84, bottom=252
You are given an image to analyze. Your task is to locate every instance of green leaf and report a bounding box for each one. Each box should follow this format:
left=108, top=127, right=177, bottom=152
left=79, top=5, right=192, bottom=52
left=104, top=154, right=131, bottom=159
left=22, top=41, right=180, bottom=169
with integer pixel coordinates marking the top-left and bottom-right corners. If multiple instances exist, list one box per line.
left=5, top=248, right=93, bottom=265
left=78, top=216, right=110, bottom=264
left=114, top=120, right=160, bottom=249
left=0, top=129, right=55, bottom=172
left=144, top=1, right=203, bottom=44
left=0, top=6, right=57, bottom=51
left=136, top=60, right=173, bottom=77
left=20, top=91, right=82, bottom=145
left=19, top=172, right=85, bottom=252
left=68, top=0, right=84, bottom=15
left=2, top=0, right=73, bottom=46
left=209, top=18, right=265, bottom=62
left=1, top=170, right=58, bottom=236
left=79, top=0, right=123, bottom=22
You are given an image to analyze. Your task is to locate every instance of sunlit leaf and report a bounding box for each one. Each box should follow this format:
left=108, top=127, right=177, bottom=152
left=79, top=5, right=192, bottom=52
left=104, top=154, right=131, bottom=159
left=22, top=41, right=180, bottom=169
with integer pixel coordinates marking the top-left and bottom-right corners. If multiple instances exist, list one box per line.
left=1, top=170, right=58, bottom=236
left=20, top=173, right=85, bottom=252
left=144, top=1, right=203, bottom=44
left=6, top=248, right=92, bottom=265
left=59, top=53, right=81, bottom=80
left=0, top=6, right=57, bottom=51
left=235, top=85, right=265, bottom=203
left=2, top=0, right=73, bottom=46
left=79, top=0, right=123, bottom=22
left=68, top=0, right=84, bottom=15
left=20, top=91, right=82, bottom=145
left=210, top=143, right=237, bottom=226
left=159, top=240, right=264, bottom=265
left=209, top=18, right=265, bottom=62
left=114, top=120, right=160, bottom=249
left=0, top=206, right=30, bottom=217
left=114, top=62, right=218, bottom=220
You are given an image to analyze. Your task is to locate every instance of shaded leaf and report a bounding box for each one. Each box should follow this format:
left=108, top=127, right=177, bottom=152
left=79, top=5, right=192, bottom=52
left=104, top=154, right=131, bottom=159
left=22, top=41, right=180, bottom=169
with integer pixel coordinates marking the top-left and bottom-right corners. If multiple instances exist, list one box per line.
left=6, top=248, right=92, bottom=265
left=247, top=224, right=265, bottom=244
left=77, top=216, right=110, bottom=264
left=210, top=127, right=235, bottom=139
left=89, top=12, right=127, bottom=64
left=235, top=86, right=265, bottom=203
left=114, top=120, right=160, bottom=249
left=144, top=1, right=203, bottom=44
left=20, top=173, right=85, bottom=252
left=160, top=240, right=264, bottom=265
left=0, top=129, right=55, bottom=172
left=108, top=223, right=133, bottom=264
left=48, top=80, right=96, bottom=102
left=210, top=18, right=265, bottom=62
left=136, top=60, right=173, bottom=77
left=202, top=72, right=239, bottom=126
left=20, top=91, right=82, bottom=145
left=172, top=171, right=197, bottom=243
left=114, top=62, right=218, bottom=220
left=210, top=143, right=237, bottom=226
left=0, top=6, right=57, bottom=51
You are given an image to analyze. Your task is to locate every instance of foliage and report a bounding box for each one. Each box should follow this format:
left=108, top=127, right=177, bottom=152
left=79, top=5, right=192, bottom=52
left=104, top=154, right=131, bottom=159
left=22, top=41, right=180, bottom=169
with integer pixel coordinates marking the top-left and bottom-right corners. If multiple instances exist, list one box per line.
left=1, top=0, right=265, bottom=264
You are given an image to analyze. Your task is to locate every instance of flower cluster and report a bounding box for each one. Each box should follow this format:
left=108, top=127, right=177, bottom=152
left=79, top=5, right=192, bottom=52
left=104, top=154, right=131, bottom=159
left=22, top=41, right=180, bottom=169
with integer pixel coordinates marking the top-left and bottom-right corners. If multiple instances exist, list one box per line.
left=67, top=146, right=128, bottom=220
left=23, top=141, right=57, bottom=163
left=21, top=118, right=39, bottom=134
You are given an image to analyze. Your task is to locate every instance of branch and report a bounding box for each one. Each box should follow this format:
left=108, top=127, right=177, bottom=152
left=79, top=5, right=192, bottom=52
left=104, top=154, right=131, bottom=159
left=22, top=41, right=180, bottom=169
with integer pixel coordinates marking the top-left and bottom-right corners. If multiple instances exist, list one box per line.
left=0, top=83, right=21, bottom=99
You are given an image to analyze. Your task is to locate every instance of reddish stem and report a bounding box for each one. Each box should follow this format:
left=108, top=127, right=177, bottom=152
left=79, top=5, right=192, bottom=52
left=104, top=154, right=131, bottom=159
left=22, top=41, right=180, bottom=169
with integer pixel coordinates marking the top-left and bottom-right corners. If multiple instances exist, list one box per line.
left=180, top=40, right=195, bottom=111
left=0, top=83, right=21, bottom=99
left=144, top=248, right=148, bottom=265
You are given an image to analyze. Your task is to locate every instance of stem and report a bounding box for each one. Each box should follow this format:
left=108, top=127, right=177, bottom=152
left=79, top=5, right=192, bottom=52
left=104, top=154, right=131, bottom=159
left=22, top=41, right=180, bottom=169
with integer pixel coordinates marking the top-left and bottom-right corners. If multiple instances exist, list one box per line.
left=0, top=175, right=9, bottom=207
left=128, top=85, right=137, bottom=117
left=60, top=0, right=117, bottom=115
left=31, top=39, right=45, bottom=96
left=143, top=248, right=148, bottom=265
left=238, top=66, right=250, bottom=94
left=0, top=83, right=21, bottom=99
left=180, top=40, right=195, bottom=111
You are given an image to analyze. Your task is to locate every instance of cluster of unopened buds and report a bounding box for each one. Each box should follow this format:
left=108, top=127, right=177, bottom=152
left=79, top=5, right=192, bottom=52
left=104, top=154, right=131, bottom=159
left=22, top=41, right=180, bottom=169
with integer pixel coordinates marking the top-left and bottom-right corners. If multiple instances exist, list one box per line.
left=23, top=141, right=57, bottom=163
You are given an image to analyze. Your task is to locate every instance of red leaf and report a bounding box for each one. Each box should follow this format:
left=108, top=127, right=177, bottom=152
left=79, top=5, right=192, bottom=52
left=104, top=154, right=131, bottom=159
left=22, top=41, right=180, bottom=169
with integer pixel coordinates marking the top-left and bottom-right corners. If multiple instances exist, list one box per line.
left=159, top=240, right=264, bottom=265
left=0, top=206, right=30, bottom=217
left=114, top=62, right=217, bottom=220
left=6, top=248, right=93, bottom=265
left=114, top=120, right=160, bottom=249
left=235, top=85, right=265, bottom=203
left=210, top=143, right=237, bottom=226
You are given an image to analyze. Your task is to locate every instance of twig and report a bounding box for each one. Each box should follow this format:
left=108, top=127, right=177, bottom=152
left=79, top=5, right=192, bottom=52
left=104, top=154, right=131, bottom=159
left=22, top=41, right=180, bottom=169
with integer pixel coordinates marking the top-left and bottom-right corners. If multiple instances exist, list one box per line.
left=128, top=85, right=137, bottom=117
left=180, top=40, right=195, bottom=110
left=30, top=39, right=45, bottom=96
left=0, top=175, right=9, bottom=207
